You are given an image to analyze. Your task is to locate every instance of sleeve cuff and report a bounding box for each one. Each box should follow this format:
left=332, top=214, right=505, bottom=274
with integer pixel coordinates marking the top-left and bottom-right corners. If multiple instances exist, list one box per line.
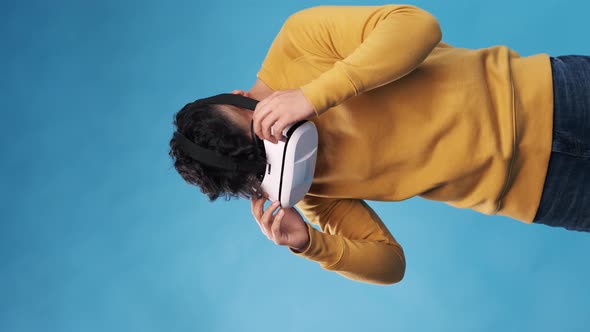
left=289, top=222, right=314, bottom=255
left=288, top=222, right=345, bottom=269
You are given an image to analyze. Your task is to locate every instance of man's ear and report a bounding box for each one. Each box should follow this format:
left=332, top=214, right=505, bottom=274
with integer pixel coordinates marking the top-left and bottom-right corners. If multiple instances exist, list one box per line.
left=230, top=90, right=249, bottom=97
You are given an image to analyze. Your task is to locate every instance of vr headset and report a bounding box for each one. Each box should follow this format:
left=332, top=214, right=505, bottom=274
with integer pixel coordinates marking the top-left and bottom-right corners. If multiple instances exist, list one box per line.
left=174, top=93, right=318, bottom=208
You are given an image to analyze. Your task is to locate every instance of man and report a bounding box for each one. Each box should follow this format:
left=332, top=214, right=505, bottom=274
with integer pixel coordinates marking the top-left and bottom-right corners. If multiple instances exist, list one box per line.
left=169, top=5, right=590, bottom=285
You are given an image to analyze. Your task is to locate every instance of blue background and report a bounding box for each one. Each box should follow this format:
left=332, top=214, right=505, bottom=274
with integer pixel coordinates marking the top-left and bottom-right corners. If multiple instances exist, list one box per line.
left=2, top=0, right=589, bottom=331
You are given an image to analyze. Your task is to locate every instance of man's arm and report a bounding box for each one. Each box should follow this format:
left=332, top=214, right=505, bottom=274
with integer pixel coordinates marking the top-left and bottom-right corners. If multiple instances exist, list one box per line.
left=293, top=196, right=406, bottom=286
left=259, top=5, right=442, bottom=116
left=248, top=78, right=274, bottom=97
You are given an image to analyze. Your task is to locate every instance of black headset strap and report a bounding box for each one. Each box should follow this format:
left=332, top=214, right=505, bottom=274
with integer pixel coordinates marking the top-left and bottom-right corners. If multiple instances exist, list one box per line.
left=174, top=132, right=262, bottom=172
left=194, top=93, right=259, bottom=110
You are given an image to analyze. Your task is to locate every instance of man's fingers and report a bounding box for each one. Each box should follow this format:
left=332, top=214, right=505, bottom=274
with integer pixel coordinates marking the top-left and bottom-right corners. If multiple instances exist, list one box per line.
left=250, top=200, right=259, bottom=220
left=273, top=119, right=287, bottom=141
left=252, top=200, right=272, bottom=236
left=250, top=193, right=269, bottom=219
left=253, top=105, right=273, bottom=140
left=231, top=89, right=249, bottom=97
left=271, top=209, right=285, bottom=244
left=255, top=92, right=274, bottom=110
left=253, top=93, right=278, bottom=139
left=261, top=111, right=280, bottom=142
left=250, top=196, right=261, bottom=219
left=261, top=201, right=281, bottom=231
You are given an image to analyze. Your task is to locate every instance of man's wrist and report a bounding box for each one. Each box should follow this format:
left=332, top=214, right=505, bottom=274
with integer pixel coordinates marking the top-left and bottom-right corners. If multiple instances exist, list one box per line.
left=290, top=235, right=310, bottom=253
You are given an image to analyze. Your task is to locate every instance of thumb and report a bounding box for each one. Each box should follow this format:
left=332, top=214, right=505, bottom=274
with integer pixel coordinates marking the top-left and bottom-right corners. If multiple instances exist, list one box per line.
left=230, top=90, right=249, bottom=97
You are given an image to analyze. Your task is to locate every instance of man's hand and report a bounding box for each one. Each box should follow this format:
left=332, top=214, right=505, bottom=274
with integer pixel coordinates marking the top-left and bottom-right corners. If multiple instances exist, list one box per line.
left=252, top=89, right=316, bottom=144
left=250, top=194, right=310, bottom=251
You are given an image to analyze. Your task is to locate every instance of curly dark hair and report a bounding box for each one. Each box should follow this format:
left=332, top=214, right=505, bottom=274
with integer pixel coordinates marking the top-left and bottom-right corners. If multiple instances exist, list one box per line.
left=168, top=101, right=267, bottom=202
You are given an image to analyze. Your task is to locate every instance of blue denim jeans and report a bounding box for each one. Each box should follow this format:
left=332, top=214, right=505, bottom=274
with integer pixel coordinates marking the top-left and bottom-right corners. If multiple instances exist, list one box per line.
left=532, top=55, right=590, bottom=232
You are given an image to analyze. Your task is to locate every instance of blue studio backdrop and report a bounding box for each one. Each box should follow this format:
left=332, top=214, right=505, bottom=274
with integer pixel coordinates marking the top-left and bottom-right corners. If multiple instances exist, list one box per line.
left=1, top=0, right=589, bottom=331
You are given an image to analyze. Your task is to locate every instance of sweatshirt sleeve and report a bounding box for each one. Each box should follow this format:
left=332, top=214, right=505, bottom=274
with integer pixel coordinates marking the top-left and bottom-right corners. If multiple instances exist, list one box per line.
left=279, top=5, right=442, bottom=116
left=292, top=196, right=406, bottom=285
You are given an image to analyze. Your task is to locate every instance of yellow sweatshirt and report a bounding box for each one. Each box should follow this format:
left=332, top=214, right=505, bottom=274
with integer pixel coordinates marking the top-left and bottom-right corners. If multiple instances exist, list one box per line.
left=256, top=5, right=554, bottom=285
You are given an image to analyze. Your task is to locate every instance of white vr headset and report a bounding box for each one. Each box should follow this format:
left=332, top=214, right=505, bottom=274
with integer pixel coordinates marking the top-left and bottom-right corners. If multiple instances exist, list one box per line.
left=174, top=93, right=318, bottom=208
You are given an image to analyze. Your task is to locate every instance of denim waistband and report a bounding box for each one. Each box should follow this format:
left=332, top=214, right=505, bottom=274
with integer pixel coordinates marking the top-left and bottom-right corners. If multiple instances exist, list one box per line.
left=548, top=56, right=590, bottom=158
